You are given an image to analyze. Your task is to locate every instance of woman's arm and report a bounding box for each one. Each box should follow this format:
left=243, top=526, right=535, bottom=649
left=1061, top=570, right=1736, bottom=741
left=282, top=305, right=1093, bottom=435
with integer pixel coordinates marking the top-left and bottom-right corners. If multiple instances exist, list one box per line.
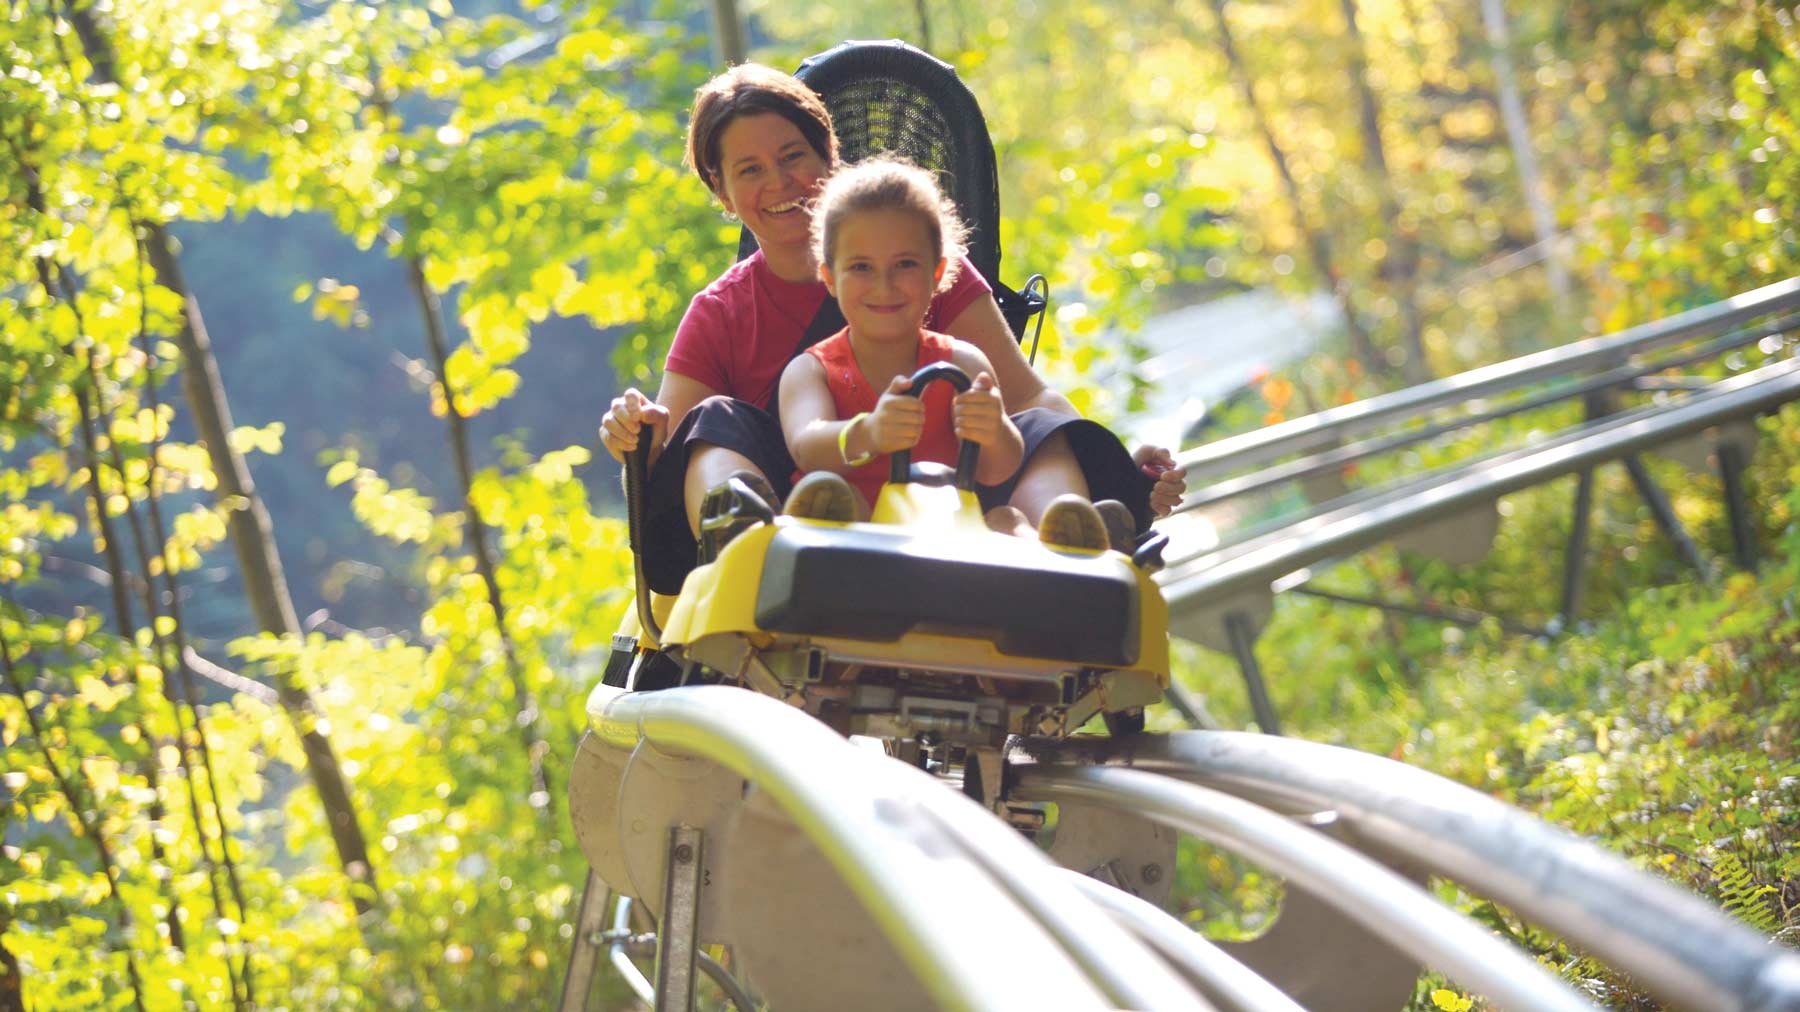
left=598, top=370, right=721, bottom=468
left=942, top=295, right=1191, bottom=516
left=939, top=295, right=1078, bottom=416
left=654, top=371, right=721, bottom=437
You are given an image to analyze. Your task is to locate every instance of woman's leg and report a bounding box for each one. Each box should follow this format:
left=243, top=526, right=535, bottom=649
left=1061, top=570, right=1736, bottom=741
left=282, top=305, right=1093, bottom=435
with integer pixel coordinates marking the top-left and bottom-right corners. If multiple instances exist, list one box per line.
left=1005, top=430, right=1090, bottom=524
left=683, top=443, right=766, bottom=535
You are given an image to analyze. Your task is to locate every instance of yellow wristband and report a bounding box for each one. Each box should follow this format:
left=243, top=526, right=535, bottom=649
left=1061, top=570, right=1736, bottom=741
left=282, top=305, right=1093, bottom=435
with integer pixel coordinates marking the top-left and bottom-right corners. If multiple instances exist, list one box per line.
left=838, top=412, right=874, bottom=467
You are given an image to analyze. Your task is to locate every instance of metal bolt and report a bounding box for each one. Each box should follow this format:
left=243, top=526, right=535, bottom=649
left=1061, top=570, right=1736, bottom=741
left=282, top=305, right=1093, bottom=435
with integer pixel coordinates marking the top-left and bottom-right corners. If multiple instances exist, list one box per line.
left=1140, top=863, right=1163, bottom=884
left=673, top=842, right=695, bottom=864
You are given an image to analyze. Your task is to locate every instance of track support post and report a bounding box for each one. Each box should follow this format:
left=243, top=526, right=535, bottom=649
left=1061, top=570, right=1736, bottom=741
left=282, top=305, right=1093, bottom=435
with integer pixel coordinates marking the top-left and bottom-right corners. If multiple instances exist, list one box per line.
left=1225, top=611, right=1282, bottom=735
left=1559, top=468, right=1596, bottom=629
left=1718, top=442, right=1760, bottom=571
left=557, top=869, right=612, bottom=1012
left=654, top=825, right=705, bottom=1012
left=1623, top=455, right=1712, bottom=580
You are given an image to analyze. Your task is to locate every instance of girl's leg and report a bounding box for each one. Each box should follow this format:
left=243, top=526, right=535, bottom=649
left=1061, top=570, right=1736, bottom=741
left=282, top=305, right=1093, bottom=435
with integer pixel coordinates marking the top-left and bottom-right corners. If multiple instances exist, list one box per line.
left=1005, top=430, right=1090, bottom=524
left=684, top=444, right=766, bottom=535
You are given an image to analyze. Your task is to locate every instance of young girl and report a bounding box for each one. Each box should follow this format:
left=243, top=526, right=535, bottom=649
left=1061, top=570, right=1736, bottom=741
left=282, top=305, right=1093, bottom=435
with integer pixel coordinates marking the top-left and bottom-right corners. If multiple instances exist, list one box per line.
left=777, top=158, right=1117, bottom=549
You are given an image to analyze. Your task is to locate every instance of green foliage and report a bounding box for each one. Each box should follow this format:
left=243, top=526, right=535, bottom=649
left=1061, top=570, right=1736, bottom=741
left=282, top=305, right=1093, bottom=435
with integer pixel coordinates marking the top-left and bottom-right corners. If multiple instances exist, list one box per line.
left=1169, top=401, right=1800, bottom=1006
left=9, top=0, right=1800, bottom=1008
left=3, top=1, right=652, bottom=1006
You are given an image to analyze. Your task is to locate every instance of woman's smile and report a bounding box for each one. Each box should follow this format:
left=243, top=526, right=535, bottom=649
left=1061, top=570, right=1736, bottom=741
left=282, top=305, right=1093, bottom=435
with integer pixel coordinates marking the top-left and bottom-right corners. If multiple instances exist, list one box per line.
left=713, top=112, right=828, bottom=278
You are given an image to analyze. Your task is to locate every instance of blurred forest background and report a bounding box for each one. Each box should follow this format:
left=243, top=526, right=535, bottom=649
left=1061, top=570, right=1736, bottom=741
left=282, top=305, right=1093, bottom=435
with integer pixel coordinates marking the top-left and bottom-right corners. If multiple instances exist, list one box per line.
left=3, top=0, right=1799, bottom=1008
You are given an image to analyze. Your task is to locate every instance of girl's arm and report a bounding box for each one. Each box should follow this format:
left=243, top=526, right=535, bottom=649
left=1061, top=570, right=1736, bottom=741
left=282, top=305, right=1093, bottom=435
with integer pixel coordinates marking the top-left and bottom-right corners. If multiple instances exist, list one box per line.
left=778, top=355, right=848, bottom=473
left=778, top=356, right=927, bottom=474
left=777, top=354, right=914, bottom=471
left=949, top=342, right=1024, bottom=486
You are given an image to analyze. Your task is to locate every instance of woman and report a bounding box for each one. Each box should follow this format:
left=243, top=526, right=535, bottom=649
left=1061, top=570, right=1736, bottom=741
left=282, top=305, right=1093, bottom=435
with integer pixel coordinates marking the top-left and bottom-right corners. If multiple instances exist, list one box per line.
left=600, top=62, right=1186, bottom=593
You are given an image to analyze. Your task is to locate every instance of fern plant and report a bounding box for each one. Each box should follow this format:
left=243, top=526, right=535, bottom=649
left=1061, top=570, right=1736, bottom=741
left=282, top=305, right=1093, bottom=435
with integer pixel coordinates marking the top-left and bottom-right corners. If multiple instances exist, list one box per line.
left=1712, top=852, right=1783, bottom=936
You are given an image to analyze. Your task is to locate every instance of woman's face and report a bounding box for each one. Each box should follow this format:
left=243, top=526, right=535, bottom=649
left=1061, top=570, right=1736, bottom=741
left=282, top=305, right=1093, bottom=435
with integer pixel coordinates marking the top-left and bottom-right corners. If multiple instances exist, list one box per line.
left=714, top=112, right=829, bottom=261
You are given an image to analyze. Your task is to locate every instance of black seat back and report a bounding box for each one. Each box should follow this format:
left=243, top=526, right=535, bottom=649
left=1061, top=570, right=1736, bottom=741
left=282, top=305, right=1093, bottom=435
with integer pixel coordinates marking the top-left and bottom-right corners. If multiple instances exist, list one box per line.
left=737, top=39, right=1045, bottom=339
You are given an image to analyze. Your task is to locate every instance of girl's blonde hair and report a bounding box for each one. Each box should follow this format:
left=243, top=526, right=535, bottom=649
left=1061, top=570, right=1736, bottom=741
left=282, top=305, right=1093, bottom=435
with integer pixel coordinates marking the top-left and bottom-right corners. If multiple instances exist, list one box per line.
left=812, top=157, right=968, bottom=293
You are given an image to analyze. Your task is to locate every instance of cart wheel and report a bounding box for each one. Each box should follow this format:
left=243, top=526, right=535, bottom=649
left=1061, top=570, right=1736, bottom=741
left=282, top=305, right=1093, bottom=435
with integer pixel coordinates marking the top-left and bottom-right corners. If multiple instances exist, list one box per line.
left=1103, top=708, right=1145, bottom=738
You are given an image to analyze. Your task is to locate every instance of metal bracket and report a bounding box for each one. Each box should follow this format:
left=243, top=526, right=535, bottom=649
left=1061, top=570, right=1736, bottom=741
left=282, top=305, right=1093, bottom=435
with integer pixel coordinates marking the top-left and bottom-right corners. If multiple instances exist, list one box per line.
left=654, top=826, right=705, bottom=1012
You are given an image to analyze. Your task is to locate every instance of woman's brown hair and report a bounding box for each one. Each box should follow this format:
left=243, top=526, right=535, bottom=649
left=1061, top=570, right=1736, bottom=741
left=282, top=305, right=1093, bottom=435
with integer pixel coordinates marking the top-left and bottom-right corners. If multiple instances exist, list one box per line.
left=686, top=64, right=838, bottom=196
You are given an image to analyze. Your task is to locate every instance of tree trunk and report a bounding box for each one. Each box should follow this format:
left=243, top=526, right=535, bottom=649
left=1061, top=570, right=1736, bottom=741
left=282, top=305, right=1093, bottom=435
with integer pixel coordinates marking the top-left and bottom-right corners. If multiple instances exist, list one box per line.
left=19, top=160, right=190, bottom=958
left=913, top=0, right=933, bottom=53
left=1337, top=0, right=1431, bottom=383
left=64, top=0, right=378, bottom=914
left=1202, top=0, right=1387, bottom=378
left=141, top=229, right=378, bottom=910
left=0, top=915, right=24, bottom=1012
left=131, top=319, right=257, bottom=1003
left=406, top=259, right=555, bottom=818
left=710, top=0, right=746, bottom=66
left=1480, top=0, right=1573, bottom=316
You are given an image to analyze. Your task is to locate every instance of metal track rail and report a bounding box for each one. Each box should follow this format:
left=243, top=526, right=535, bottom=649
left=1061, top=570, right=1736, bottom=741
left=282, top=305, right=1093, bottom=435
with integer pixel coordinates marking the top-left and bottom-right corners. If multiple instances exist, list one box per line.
left=1058, top=869, right=1306, bottom=1012
left=1160, top=354, right=1800, bottom=614
left=585, top=682, right=1213, bottom=1011
left=1017, top=731, right=1800, bottom=1012
left=1172, top=309, right=1800, bottom=520
left=1175, top=275, right=1800, bottom=483
left=1017, top=765, right=1599, bottom=1011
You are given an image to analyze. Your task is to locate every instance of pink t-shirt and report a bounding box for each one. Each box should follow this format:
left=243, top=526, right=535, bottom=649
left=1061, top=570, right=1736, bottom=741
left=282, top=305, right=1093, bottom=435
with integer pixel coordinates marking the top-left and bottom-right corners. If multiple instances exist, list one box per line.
left=664, top=249, right=991, bottom=410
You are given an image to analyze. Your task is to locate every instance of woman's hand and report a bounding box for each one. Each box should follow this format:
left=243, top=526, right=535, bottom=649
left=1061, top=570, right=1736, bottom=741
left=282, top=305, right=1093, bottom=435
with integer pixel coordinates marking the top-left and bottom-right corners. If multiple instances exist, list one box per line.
left=599, top=388, right=671, bottom=465
left=952, top=372, right=1007, bottom=446
left=1135, top=444, right=1188, bottom=517
left=864, top=375, right=927, bottom=454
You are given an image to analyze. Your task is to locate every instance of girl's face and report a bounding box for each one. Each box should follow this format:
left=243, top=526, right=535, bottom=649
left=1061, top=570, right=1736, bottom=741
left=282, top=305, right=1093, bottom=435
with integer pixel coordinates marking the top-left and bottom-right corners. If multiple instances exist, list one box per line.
left=714, top=112, right=829, bottom=261
left=821, top=208, right=947, bottom=346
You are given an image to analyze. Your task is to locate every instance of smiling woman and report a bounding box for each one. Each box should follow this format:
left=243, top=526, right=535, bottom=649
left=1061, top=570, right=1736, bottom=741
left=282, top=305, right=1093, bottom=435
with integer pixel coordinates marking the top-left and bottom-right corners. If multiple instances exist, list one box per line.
left=596, top=59, right=1188, bottom=594
left=712, top=113, right=827, bottom=280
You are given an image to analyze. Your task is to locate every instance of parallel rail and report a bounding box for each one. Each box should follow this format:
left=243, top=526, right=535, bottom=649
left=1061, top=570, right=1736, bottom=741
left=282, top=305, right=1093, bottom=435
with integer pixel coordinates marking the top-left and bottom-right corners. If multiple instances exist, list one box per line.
left=568, top=684, right=1800, bottom=1011
left=1175, top=276, right=1800, bottom=484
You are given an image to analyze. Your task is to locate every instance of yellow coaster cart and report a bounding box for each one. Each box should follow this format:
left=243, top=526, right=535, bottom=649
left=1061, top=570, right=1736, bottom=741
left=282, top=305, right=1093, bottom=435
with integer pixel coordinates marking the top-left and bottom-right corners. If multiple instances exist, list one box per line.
left=613, top=361, right=1170, bottom=815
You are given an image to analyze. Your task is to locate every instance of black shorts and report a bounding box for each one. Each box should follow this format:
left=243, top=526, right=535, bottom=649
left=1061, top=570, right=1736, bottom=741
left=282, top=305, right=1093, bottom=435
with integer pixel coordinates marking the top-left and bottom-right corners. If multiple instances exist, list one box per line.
left=639, top=396, right=1156, bottom=594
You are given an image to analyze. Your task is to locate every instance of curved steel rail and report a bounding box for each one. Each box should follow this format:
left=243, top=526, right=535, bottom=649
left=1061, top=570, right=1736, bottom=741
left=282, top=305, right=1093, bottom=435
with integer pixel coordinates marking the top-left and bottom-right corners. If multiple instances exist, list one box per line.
left=905, top=787, right=1222, bottom=1011
left=1017, top=765, right=1599, bottom=1012
left=1058, top=869, right=1306, bottom=1012
left=600, top=895, right=759, bottom=1011
left=1017, top=731, right=1800, bottom=1012
left=585, top=682, right=1212, bottom=1011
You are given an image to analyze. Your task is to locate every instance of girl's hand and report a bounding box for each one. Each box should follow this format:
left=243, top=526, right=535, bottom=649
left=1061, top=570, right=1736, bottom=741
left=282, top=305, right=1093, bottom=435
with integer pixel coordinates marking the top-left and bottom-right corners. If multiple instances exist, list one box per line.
left=952, top=372, right=1007, bottom=447
left=1134, top=444, right=1188, bottom=517
left=865, top=374, right=926, bottom=453
left=599, top=388, right=670, bottom=464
